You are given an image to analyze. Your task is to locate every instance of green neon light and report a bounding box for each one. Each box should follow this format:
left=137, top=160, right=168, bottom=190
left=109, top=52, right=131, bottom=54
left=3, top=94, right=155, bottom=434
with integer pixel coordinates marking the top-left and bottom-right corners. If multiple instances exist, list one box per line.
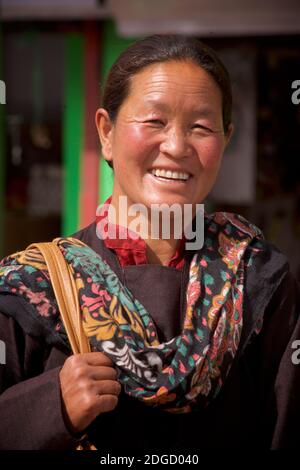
left=99, top=20, right=136, bottom=204
left=62, top=34, right=84, bottom=236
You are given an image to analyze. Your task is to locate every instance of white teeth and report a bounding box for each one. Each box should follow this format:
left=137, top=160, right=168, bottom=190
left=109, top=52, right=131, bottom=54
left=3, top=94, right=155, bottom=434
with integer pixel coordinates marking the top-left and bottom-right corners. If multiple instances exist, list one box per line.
left=151, top=168, right=189, bottom=180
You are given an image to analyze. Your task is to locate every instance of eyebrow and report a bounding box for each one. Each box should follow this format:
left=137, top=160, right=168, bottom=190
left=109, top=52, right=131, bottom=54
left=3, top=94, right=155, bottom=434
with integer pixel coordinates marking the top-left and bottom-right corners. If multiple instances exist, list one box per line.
left=143, top=99, right=217, bottom=118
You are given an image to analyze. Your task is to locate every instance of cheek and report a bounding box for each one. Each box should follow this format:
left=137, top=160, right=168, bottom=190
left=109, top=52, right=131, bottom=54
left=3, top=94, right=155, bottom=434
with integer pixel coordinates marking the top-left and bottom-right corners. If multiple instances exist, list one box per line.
left=115, top=125, right=154, bottom=166
left=196, top=138, right=225, bottom=170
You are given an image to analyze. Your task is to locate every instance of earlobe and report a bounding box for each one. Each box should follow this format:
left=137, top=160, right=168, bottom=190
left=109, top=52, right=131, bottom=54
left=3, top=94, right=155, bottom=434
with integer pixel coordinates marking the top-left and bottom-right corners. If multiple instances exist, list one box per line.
left=95, top=108, right=114, bottom=163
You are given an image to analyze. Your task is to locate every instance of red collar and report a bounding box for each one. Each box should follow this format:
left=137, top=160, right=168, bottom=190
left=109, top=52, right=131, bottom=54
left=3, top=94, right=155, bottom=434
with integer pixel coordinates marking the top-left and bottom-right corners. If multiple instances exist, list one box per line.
left=95, top=196, right=185, bottom=269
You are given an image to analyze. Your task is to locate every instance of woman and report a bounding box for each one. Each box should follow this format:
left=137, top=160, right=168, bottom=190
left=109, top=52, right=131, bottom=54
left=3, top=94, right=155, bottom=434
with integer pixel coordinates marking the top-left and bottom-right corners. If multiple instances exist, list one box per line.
left=0, top=35, right=299, bottom=450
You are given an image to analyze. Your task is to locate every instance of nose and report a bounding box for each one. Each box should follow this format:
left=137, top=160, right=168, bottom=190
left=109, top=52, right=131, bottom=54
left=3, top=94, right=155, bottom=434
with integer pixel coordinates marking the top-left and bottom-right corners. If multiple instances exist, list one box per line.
left=159, top=126, right=191, bottom=159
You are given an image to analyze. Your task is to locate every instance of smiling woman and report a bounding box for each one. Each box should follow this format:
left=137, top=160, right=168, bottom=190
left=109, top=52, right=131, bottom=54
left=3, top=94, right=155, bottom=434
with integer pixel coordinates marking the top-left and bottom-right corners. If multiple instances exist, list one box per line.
left=0, top=35, right=299, bottom=451
left=96, top=61, right=230, bottom=211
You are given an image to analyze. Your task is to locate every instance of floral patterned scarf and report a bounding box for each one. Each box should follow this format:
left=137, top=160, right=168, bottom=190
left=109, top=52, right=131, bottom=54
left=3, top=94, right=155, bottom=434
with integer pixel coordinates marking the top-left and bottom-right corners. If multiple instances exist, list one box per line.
left=0, top=212, right=264, bottom=412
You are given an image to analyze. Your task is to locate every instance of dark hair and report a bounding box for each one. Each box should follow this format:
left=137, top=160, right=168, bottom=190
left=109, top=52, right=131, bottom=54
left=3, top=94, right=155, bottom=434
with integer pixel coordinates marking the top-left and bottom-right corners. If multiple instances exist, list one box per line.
left=102, top=34, right=232, bottom=168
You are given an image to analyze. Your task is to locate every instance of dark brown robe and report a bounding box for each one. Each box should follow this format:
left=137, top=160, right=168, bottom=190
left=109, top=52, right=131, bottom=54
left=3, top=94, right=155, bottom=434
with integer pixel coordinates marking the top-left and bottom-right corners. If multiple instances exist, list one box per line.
left=0, top=221, right=299, bottom=450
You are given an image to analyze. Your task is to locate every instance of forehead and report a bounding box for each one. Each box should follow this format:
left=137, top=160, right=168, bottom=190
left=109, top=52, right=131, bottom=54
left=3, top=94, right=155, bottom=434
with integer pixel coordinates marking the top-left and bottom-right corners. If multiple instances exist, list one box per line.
left=125, top=60, right=222, bottom=109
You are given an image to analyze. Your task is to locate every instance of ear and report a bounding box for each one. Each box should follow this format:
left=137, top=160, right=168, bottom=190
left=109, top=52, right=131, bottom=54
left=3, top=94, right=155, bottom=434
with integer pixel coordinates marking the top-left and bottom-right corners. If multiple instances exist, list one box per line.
left=95, top=108, right=114, bottom=164
left=224, top=123, right=234, bottom=148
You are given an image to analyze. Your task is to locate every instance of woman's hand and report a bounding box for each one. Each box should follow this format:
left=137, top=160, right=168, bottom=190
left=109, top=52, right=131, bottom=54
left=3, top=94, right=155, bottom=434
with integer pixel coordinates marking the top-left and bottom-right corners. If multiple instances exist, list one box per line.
left=59, top=352, right=121, bottom=434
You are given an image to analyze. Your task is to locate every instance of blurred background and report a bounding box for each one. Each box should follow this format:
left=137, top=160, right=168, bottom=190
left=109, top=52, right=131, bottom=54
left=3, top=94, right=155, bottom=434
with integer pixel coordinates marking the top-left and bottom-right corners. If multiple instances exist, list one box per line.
left=0, top=0, right=299, bottom=280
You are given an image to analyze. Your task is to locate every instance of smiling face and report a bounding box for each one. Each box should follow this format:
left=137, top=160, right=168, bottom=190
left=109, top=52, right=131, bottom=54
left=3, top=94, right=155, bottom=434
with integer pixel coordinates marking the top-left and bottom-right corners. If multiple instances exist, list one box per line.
left=96, top=60, right=232, bottom=211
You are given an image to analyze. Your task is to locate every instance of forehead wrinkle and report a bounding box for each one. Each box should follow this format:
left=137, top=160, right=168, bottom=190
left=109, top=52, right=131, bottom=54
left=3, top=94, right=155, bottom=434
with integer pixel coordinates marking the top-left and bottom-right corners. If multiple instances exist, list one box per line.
left=133, top=69, right=215, bottom=94
left=141, top=81, right=219, bottom=103
left=141, top=81, right=212, bottom=97
left=125, top=63, right=223, bottom=119
left=142, top=97, right=217, bottom=116
left=130, top=59, right=221, bottom=97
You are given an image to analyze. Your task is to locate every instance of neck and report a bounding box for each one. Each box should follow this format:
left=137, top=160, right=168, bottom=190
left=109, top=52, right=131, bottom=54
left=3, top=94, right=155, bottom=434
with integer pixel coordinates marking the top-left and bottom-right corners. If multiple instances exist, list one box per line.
left=109, top=193, right=183, bottom=266
left=145, top=237, right=180, bottom=266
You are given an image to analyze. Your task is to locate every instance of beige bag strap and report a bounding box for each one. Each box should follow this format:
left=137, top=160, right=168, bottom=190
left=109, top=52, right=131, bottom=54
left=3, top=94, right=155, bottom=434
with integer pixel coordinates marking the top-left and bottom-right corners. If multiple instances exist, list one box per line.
left=28, top=242, right=90, bottom=355
left=27, top=242, right=97, bottom=450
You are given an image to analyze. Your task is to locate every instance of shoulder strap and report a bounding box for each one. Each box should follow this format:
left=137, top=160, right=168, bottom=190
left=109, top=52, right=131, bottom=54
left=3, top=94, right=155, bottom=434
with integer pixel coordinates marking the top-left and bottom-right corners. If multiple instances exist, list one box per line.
left=28, top=242, right=90, bottom=355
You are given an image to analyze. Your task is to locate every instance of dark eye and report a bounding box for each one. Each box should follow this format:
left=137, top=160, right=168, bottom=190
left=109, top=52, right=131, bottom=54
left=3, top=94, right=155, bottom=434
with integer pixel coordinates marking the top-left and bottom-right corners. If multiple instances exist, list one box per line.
left=146, top=119, right=164, bottom=126
left=192, top=124, right=213, bottom=132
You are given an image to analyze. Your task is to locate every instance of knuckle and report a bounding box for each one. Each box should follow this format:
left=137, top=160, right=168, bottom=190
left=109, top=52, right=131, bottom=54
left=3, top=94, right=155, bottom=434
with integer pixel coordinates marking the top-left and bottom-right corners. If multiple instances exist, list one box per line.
left=82, top=392, right=95, bottom=413
left=115, top=382, right=122, bottom=395
left=80, top=377, right=93, bottom=393
left=74, top=365, right=87, bottom=380
left=100, top=395, right=118, bottom=412
left=104, top=368, right=117, bottom=381
left=99, top=380, right=120, bottom=396
left=70, top=353, right=82, bottom=366
left=109, top=395, right=119, bottom=409
left=97, top=382, right=107, bottom=396
left=63, top=355, right=73, bottom=368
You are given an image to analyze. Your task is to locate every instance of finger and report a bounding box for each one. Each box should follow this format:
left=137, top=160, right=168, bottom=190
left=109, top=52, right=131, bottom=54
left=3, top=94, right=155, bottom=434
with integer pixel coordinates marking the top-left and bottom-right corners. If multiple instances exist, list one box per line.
left=95, top=394, right=119, bottom=414
left=88, top=365, right=118, bottom=381
left=82, top=352, right=114, bottom=367
left=93, top=379, right=122, bottom=397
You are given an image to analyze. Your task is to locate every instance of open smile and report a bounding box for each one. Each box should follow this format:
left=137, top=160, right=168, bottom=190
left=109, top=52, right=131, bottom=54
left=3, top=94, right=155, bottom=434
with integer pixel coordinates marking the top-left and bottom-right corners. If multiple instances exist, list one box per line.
left=149, top=168, right=192, bottom=183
